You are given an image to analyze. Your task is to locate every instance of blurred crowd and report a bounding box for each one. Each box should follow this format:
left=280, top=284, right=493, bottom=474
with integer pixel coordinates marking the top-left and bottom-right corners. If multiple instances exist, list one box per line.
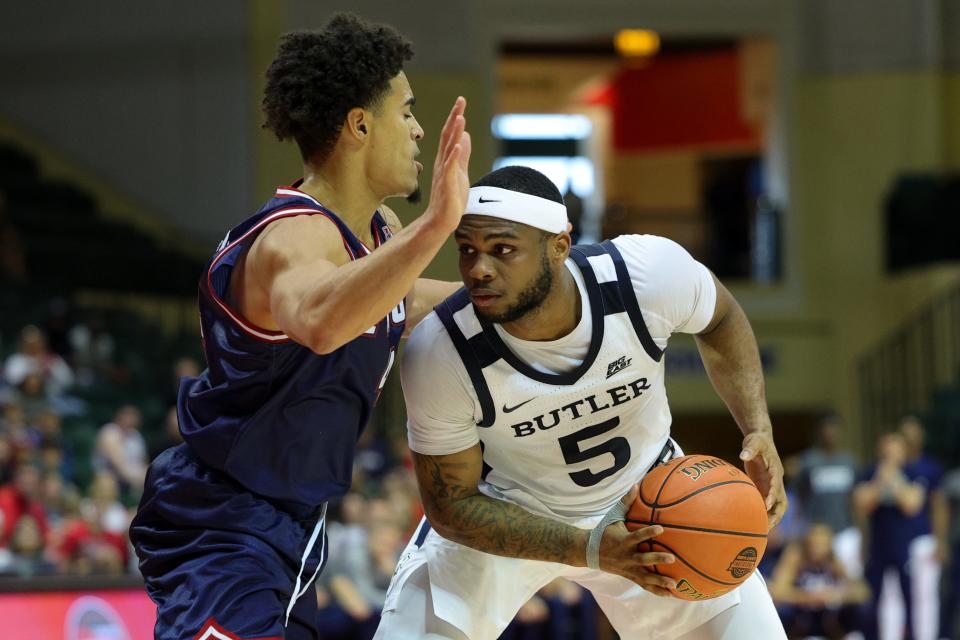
left=767, top=414, right=959, bottom=640
left=0, top=316, right=187, bottom=579
left=2, top=312, right=959, bottom=640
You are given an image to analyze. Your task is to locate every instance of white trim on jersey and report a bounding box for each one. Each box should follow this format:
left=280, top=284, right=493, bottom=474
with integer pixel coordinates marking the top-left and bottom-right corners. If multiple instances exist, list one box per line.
left=284, top=503, right=328, bottom=625
left=196, top=626, right=236, bottom=640
left=276, top=187, right=322, bottom=207
left=586, top=253, right=617, bottom=283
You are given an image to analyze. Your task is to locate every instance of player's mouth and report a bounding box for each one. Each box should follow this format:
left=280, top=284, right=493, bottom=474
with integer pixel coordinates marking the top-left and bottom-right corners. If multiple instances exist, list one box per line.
left=470, top=289, right=501, bottom=307
left=414, top=160, right=423, bottom=173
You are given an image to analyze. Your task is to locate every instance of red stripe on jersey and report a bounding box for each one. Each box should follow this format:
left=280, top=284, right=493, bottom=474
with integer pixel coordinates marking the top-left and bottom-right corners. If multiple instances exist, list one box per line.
left=193, top=617, right=282, bottom=640
left=206, top=206, right=356, bottom=343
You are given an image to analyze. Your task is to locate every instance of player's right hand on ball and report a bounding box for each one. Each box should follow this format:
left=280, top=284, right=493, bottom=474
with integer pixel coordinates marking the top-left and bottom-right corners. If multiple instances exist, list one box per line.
left=598, top=485, right=677, bottom=597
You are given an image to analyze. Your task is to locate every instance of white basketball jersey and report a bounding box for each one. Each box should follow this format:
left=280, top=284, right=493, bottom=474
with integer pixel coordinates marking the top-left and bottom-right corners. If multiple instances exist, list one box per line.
left=435, top=241, right=674, bottom=528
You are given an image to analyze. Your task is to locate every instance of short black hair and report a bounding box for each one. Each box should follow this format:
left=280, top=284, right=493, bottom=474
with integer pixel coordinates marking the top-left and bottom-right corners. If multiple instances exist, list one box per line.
left=262, top=13, right=414, bottom=162
left=471, top=166, right=564, bottom=205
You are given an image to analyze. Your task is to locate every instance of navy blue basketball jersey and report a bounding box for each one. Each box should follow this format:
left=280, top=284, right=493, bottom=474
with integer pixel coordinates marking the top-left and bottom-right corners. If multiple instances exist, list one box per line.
left=178, top=183, right=405, bottom=515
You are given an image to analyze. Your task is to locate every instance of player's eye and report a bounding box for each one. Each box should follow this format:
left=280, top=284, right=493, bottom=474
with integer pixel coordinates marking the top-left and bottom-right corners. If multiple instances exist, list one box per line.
left=494, top=245, right=514, bottom=255
left=458, top=245, right=475, bottom=255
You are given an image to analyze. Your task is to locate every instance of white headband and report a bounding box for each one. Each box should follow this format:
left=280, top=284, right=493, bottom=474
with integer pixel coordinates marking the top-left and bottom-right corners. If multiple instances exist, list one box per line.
left=464, top=186, right=568, bottom=234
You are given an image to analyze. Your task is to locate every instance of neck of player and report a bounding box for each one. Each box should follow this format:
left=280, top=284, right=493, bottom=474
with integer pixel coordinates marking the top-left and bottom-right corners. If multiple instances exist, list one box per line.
left=299, top=155, right=383, bottom=242
left=502, top=265, right=581, bottom=342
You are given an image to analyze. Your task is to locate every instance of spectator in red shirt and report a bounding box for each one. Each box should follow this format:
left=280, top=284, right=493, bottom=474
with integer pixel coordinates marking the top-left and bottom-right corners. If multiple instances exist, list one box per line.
left=0, top=463, right=48, bottom=547
left=58, top=471, right=128, bottom=575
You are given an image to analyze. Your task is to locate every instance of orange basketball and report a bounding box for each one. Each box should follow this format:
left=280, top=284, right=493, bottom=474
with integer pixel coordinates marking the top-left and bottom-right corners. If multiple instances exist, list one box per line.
left=626, top=454, right=768, bottom=601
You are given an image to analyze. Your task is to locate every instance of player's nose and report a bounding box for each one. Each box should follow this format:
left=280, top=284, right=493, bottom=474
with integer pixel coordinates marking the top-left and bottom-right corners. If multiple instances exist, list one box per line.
left=468, top=253, right=497, bottom=280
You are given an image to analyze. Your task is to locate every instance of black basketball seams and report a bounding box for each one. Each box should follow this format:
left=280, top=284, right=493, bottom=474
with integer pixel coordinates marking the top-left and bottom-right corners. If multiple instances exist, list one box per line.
left=639, top=480, right=758, bottom=509
left=647, top=456, right=687, bottom=525
left=625, top=520, right=768, bottom=539
left=646, top=540, right=742, bottom=587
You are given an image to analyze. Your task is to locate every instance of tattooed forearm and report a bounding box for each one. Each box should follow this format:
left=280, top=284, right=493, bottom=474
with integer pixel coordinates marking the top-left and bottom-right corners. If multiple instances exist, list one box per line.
left=446, top=494, right=588, bottom=566
left=414, top=451, right=589, bottom=567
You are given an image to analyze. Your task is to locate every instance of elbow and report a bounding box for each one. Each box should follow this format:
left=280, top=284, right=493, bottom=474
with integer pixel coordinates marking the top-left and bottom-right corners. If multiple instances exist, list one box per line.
left=302, top=310, right=350, bottom=355
left=422, top=504, right=458, bottom=540
left=292, top=300, right=347, bottom=355
left=308, top=332, right=340, bottom=355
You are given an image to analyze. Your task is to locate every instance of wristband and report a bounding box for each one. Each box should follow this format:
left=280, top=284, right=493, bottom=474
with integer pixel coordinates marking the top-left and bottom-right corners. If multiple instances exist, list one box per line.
left=586, top=500, right=628, bottom=570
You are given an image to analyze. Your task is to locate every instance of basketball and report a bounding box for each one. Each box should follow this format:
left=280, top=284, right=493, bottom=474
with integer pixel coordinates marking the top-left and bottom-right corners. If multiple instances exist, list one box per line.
left=625, top=454, right=768, bottom=601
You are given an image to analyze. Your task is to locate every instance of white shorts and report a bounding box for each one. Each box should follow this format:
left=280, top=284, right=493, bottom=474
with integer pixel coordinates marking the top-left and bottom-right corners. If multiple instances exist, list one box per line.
left=375, top=519, right=786, bottom=640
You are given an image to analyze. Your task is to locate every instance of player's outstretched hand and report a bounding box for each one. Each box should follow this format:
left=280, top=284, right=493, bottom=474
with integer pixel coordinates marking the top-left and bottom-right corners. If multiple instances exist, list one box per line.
left=740, top=431, right=788, bottom=529
left=423, top=97, right=471, bottom=234
left=598, top=485, right=677, bottom=597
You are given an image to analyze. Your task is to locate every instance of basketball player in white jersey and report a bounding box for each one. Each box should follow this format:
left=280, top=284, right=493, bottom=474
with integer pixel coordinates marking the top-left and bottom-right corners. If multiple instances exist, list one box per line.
left=375, top=166, right=788, bottom=639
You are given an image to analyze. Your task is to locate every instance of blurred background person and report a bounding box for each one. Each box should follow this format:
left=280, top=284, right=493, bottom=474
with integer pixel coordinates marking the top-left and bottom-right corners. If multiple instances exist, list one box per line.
left=0, top=463, right=48, bottom=552
left=796, top=414, right=861, bottom=577
left=898, top=416, right=946, bottom=640
left=146, top=405, right=183, bottom=461
left=2, top=325, right=74, bottom=401
left=854, top=432, right=927, bottom=640
left=940, top=466, right=960, bottom=640
left=769, top=523, right=870, bottom=639
left=92, top=405, right=146, bottom=502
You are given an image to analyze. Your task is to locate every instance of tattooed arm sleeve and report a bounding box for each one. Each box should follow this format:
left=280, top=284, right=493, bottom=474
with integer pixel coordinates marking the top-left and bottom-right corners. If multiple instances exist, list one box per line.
left=412, top=445, right=589, bottom=566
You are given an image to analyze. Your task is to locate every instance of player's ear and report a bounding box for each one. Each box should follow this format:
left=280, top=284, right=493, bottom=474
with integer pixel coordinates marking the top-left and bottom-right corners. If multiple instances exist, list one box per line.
left=345, top=108, right=369, bottom=142
left=553, top=230, right=571, bottom=262
left=544, top=231, right=570, bottom=267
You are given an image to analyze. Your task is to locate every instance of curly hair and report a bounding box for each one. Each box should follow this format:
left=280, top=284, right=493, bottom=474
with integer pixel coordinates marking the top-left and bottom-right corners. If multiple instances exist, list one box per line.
left=262, top=13, right=413, bottom=162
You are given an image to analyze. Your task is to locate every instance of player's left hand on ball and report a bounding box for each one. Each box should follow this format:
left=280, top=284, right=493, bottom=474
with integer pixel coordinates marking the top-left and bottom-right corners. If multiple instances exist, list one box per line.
left=739, top=431, right=788, bottom=529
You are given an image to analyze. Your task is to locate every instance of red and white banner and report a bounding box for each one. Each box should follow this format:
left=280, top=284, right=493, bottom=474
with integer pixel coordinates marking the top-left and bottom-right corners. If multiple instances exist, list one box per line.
left=0, top=589, right=155, bottom=639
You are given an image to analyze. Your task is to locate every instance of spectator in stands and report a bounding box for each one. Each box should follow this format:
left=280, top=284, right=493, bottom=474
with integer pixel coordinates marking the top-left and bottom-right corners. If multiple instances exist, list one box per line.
left=58, top=472, right=129, bottom=575
left=167, top=356, right=200, bottom=406
left=93, top=405, right=146, bottom=500
left=769, top=523, right=870, bottom=639
left=16, top=372, right=53, bottom=422
left=2, top=514, right=57, bottom=577
left=898, top=415, right=947, bottom=639
left=68, top=314, right=116, bottom=387
left=0, top=463, right=48, bottom=549
left=855, top=432, right=927, bottom=640
left=499, top=579, right=600, bottom=640
left=40, top=470, right=79, bottom=529
left=562, top=188, right=584, bottom=243
left=3, top=325, right=75, bottom=398
left=147, top=406, right=183, bottom=461
left=0, top=435, right=13, bottom=485
left=0, top=401, right=40, bottom=455
left=796, top=413, right=861, bottom=576
left=33, top=410, right=73, bottom=481
left=941, top=467, right=960, bottom=640
left=317, top=501, right=404, bottom=639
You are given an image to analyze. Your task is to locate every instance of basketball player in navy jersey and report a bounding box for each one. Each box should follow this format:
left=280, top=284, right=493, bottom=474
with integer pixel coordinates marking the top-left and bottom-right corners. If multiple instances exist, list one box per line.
left=376, top=166, right=788, bottom=639
left=129, top=14, right=469, bottom=640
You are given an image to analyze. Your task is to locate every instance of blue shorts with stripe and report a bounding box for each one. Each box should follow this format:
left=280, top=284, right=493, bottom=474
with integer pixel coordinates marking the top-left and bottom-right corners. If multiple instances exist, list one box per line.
left=130, top=444, right=328, bottom=640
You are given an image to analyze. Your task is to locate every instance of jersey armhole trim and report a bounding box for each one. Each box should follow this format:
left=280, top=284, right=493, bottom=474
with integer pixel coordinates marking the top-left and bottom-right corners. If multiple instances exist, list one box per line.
left=435, top=293, right=498, bottom=428
left=206, top=206, right=353, bottom=343
left=601, top=240, right=663, bottom=362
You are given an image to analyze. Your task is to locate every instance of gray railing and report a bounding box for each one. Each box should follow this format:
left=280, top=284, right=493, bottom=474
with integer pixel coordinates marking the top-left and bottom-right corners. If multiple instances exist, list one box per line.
left=858, top=284, right=960, bottom=451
